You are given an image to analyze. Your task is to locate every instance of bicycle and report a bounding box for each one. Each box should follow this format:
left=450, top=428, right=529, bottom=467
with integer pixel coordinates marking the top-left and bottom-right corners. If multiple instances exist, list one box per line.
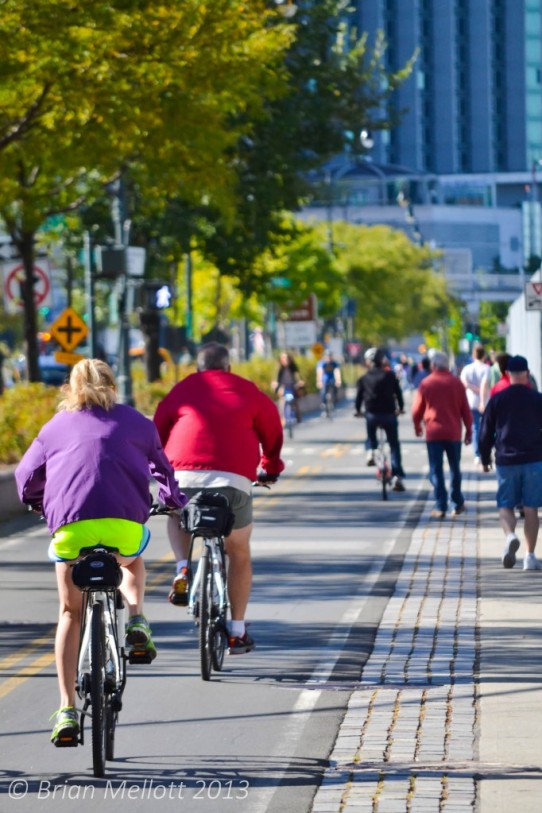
left=374, top=425, right=393, bottom=501
left=183, top=485, right=271, bottom=681
left=71, top=505, right=164, bottom=777
left=282, top=390, right=297, bottom=439
left=183, top=493, right=234, bottom=682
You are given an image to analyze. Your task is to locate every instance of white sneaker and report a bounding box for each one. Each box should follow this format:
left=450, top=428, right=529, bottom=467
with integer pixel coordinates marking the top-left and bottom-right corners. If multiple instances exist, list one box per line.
left=474, top=456, right=481, bottom=466
left=523, top=553, right=542, bottom=571
left=366, top=451, right=376, bottom=466
left=502, top=536, right=520, bottom=568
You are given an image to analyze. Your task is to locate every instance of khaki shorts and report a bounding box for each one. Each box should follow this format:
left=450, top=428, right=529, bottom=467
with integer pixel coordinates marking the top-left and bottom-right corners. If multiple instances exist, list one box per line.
left=181, top=486, right=252, bottom=530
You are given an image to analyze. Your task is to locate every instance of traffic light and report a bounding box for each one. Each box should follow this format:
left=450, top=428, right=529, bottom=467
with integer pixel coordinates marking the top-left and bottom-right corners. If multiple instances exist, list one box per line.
left=142, top=281, right=172, bottom=310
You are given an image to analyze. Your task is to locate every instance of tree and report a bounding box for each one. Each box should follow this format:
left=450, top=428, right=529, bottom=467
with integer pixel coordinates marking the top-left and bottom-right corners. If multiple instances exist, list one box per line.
left=0, top=0, right=291, bottom=379
left=328, top=221, right=449, bottom=344
left=154, top=0, right=416, bottom=298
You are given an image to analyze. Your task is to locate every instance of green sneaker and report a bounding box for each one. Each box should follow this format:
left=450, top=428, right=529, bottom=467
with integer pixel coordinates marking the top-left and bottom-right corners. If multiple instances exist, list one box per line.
left=50, top=706, right=79, bottom=747
left=126, top=614, right=157, bottom=661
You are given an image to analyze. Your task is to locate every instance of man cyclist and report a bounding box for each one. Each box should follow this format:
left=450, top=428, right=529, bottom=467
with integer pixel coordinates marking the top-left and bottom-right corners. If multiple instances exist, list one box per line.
left=355, top=347, right=406, bottom=492
left=153, top=342, right=284, bottom=655
left=316, top=350, right=342, bottom=409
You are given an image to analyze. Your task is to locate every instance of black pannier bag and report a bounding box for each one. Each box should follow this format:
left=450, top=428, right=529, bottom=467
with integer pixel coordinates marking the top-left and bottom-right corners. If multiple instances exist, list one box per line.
left=72, top=550, right=123, bottom=590
left=182, top=491, right=235, bottom=538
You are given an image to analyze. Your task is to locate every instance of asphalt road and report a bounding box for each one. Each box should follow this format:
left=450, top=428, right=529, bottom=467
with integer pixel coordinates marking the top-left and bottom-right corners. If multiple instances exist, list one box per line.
left=0, top=394, right=429, bottom=813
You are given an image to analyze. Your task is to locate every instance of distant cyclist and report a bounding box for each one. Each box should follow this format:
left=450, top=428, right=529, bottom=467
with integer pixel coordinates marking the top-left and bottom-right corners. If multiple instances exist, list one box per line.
left=316, top=350, right=342, bottom=409
left=15, top=359, right=186, bottom=746
left=273, top=351, right=304, bottom=423
left=355, top=347, right=406, bottom=492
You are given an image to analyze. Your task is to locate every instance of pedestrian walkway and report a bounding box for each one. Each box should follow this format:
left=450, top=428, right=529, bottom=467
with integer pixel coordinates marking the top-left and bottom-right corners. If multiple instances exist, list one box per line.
left=311, top=466, right=542, bottom=813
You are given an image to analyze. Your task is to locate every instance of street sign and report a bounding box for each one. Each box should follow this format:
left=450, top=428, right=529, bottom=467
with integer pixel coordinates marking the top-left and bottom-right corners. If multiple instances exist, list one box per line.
left=286, top=294, right=317, bottom=322
left=50, top=307, right=88, bottom=352
left=525, top=281, right=542, bottom=310
left=278, top=320, right=317, bottom=348
left=312, top=342, right=325, bottom=359
left=54, top=351, right=85, bottom=365
left=2, top=261, right=52, bottom=315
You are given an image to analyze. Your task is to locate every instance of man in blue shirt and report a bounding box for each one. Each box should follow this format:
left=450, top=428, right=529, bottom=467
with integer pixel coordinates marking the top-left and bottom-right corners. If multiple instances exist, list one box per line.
left=316, top=350, right=342, bottom=407
left=479, top=355, right=542, bottom=570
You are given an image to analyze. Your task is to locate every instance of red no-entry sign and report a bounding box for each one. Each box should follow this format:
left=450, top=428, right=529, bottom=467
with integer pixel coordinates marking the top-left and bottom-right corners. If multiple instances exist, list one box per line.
left=2, top=262, right=51, bottom=313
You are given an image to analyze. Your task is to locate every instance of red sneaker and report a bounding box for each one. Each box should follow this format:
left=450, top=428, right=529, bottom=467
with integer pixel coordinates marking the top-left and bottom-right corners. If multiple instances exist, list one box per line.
left=228, top=630, right=255, bottom=655
left=168, top=567, right=191, bottom=606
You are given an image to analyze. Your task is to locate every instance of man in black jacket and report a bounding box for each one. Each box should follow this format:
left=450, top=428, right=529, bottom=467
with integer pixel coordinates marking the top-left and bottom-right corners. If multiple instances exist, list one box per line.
left=479, top=355, right=542, bottom=570
left=355, top=347, right=406, bottom=491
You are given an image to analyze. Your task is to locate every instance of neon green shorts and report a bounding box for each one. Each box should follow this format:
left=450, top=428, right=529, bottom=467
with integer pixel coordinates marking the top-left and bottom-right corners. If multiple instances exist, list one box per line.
left=48, top=518, right=150, bottom=563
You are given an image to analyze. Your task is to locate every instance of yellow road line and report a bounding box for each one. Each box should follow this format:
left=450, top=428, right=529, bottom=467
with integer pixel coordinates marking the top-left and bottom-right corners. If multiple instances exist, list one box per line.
left=0, top=650, right=56, bottom=699
left=321, top=445, right=350, bottom=458
left=0, top=632, right=55, bottom=672
left=0, top=462, right=325, bottom=700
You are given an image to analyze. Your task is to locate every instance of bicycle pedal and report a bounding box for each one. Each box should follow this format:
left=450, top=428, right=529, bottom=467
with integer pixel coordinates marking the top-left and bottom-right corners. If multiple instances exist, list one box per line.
left=128, top=648, right=155, bottom=665
left=52, top=733, right=79, bottom=748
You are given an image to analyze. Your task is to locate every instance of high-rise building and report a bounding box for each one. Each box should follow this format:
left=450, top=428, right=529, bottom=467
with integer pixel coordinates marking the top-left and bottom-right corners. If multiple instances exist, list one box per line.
left=301, top=1, right=542, bottom=310
left=349, top=0, right=542, bottom=178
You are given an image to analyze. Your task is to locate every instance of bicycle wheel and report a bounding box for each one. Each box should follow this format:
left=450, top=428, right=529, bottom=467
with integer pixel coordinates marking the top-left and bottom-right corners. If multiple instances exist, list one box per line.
left=90, top=602, right=106, bottom=777
left=284, top=401, right=295, bottom=439
left=325, top=388, right=334, bottom=419
left=198, top=547, right=213, bottom=681
left=211, top=555, right=228, bottom=672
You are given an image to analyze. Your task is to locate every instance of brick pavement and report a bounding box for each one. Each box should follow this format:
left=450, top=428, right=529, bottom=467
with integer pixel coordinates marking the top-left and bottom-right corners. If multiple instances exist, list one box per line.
left=311, top=471, right=481, bottom=812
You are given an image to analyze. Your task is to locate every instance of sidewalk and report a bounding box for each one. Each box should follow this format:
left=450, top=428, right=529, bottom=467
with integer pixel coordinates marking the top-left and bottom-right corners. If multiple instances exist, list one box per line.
left=311, top=465, right=542, bottom=812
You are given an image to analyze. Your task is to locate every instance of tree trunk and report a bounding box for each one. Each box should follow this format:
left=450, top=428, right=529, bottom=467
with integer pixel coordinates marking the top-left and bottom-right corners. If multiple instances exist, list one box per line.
left=19, top=233, right=41, bottom=382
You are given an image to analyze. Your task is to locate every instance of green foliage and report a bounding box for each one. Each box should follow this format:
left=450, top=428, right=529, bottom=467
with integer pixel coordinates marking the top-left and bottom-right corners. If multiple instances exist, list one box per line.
left=0, top=0, right=292, bottom=379
left=0, top=384, right=59, bottom=463
left=134, top=1, right=415, bottom=298
left=478, top=301, right=508, bottom=351
left=327, top=221, right=449, bottom=343
left=0, top=354, right=318, bottom=464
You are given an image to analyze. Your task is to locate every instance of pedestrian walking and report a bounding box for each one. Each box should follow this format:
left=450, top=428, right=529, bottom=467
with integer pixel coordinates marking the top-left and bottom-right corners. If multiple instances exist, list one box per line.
left=460, top=344, right=489, bottom=465
left=412, top=351, right=472, bottom=518
left=479, top=355, right=542, bottom=570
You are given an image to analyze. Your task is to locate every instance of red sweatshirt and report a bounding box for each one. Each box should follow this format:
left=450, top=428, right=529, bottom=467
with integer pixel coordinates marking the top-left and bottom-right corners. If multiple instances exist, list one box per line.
left=412, top=370, right=473, bottom=442
left=153, top=370, right=284, bottom=481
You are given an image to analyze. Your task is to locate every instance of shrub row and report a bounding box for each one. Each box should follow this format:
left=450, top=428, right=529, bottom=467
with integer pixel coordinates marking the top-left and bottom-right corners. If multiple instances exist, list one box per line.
left=0, top=356, right=318, bottom=465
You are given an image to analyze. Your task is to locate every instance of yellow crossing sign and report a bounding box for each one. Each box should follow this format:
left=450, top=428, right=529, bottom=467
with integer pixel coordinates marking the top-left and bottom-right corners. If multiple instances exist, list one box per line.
left=50, top=307, right=88, bottom=352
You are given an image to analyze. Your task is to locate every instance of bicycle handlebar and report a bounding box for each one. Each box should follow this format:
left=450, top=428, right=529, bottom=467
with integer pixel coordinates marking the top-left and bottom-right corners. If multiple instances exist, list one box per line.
left=149, top=502, right=175, bottom=517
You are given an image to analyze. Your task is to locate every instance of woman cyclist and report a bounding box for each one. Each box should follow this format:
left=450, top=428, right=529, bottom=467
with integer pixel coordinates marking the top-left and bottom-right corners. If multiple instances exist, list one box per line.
left=273, top=351, right=304, bottom=423
left=15, top=359, right=186, bottom=747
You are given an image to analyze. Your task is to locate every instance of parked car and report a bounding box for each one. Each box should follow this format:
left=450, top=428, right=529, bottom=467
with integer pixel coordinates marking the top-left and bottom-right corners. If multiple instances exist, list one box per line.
left=38, top=355, right=70, bottom=386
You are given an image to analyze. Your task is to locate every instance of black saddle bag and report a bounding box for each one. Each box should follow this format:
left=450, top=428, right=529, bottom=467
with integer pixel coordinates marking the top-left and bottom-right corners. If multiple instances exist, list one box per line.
left=71, top=550, right=123, bottom=590
left=182, top=491, right=235, bottom=538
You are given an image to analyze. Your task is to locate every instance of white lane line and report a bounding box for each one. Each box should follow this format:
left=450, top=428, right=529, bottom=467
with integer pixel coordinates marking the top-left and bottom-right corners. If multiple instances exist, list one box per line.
left=256, top=548, right=394, bottom=813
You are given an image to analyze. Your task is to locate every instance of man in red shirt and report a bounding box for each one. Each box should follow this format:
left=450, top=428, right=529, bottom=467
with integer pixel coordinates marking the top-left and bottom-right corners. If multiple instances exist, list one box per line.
left=154, top=342, right=284, bottom=654
left=412, top=351, right=473, bottom=519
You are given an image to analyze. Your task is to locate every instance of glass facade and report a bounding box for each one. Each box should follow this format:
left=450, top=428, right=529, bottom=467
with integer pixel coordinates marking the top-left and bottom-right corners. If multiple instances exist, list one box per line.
left=526, top=0, right=542, bottom=167
left=353, top=0, right=542, bottom=175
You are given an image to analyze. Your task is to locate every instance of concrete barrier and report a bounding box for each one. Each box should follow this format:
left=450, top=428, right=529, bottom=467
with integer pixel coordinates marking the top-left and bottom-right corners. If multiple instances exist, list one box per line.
left=0, top=466, right=24, bottom=522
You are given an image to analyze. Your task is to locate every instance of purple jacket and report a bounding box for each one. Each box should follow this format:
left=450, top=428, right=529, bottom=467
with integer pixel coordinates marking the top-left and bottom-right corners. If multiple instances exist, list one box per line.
left=15, top=404, right=186, bottom=535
